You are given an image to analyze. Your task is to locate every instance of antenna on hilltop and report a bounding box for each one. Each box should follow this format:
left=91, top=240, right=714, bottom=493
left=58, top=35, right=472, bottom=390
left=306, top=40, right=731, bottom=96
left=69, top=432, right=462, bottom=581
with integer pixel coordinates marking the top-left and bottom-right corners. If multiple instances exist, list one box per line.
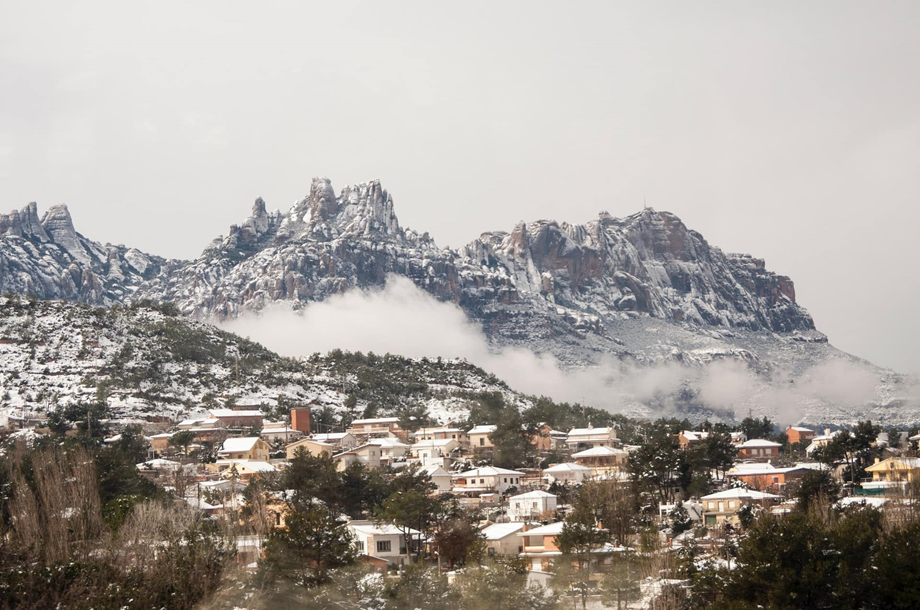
left=643, top=196, right=648, bottom=210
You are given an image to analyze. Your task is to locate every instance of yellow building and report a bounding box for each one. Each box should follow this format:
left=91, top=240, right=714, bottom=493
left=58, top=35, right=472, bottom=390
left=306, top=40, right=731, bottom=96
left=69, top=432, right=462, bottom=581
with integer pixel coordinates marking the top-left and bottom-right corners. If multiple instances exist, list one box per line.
left=865, top=457, right=920, bottom=483
left=217, top=437, right=271, bottom=461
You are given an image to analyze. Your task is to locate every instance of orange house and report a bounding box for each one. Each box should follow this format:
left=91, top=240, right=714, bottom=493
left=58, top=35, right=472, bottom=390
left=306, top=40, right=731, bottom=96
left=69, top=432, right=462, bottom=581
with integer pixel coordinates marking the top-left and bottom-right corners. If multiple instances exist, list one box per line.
left=785, top=426, right=815, bottom=445
left=726, top=465, right=812, bottom=491
left=520, top=522, right=564, bottom=572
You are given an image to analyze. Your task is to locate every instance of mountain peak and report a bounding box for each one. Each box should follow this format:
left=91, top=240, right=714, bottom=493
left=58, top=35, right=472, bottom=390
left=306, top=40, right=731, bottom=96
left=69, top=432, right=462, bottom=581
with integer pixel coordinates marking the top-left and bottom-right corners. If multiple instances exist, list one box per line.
left=40, top=204, right=91, bottom=264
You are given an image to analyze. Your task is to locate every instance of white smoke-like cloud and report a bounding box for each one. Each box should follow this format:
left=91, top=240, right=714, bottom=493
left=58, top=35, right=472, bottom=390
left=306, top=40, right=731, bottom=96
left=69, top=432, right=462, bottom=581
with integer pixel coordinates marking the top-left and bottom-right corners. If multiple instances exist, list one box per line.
left=218, top=275, right=887, bottom=424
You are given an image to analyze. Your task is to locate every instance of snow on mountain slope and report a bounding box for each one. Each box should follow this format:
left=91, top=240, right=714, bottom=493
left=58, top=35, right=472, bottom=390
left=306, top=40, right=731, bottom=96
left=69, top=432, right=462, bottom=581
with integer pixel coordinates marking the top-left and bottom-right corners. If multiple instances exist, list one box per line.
left=0, top=297, right=519, bottom=425
left=2, top=180, right=917, bottom=424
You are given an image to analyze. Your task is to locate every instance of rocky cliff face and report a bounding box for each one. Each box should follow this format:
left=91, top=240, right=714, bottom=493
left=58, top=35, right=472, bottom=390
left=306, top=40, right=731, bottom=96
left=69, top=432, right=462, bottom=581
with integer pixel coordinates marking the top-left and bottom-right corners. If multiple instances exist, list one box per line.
left=2, top=180, right=814, bottom=361
left=0, top=202, right=166, bottom=304
left=125, top=178, right=815, bottom=364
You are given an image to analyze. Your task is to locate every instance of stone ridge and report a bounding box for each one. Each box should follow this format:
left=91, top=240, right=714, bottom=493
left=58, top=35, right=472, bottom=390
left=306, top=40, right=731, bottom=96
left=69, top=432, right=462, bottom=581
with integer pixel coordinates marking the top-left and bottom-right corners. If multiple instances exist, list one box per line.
left=1, top=180, right=814, bottom=362
left=0, top=203, right=167, bottom=304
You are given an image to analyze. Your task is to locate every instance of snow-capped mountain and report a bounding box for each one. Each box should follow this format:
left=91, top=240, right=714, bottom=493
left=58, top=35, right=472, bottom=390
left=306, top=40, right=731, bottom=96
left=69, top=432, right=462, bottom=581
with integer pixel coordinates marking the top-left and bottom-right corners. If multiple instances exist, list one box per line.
left=2, top=179, right=917, bottom=423
left=0, top=202, right=165, bottom=304
left=128, top=178, right=815, bottom=364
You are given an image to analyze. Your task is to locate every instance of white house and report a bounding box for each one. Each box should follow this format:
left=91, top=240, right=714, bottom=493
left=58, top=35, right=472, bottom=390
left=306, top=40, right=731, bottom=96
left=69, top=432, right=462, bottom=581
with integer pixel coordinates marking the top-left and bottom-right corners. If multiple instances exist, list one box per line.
left=482, top=522, right=525, bottom=556
left=566, top=426, right=618, bottom=451
left=422, top=464, right=453, bottom=493
left=543, top=462, right=592, bottom=485
left=411, top=438, right=460, bottom=466
left=367, top=437, right=410, bottom=463
left=509, top=490, right=557, bottom=521
left=452, top=466, right=525, bottom=494
left=347, top=520, right=419, bottom=567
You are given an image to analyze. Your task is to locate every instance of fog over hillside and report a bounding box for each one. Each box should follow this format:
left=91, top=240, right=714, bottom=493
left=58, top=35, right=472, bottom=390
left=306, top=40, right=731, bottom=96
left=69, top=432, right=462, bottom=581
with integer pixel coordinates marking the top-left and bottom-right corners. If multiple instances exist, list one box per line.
left=220, top=275, right=915, bottom=425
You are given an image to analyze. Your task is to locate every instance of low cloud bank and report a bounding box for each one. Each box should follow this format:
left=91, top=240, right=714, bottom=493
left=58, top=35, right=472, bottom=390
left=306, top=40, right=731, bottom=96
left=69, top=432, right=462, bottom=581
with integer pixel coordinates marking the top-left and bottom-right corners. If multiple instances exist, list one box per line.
left=218, top=276, right=885, bottom=424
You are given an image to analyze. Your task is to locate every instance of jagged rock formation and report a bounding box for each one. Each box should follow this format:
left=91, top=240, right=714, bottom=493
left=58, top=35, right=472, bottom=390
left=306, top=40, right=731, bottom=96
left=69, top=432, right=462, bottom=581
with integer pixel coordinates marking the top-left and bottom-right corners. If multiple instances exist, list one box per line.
left=126, top=178, right=816, bottom=364
left=0, top=202, right=166, bottom=304
left=2, top=180, right=814, bottom=362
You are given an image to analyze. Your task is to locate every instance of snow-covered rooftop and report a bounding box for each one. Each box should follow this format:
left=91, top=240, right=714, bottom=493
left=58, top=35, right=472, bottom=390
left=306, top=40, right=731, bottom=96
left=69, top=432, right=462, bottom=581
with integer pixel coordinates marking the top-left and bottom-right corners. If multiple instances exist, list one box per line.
left=572, top=446, right=628, bottom=458
left=510, top=490, right=556, bottom=500
left=739, top=438, right=782, bottom=448
left=219, top=437, right=261, bottom=453
left=481, top=522, right=525, bottom=540
left=543, top=462, right=591, bottom=473
left=456, top=466, right=525, bottom=477
left=701, top=488, right=781, bottom=501
left=567, top=426, right=615, bottom=437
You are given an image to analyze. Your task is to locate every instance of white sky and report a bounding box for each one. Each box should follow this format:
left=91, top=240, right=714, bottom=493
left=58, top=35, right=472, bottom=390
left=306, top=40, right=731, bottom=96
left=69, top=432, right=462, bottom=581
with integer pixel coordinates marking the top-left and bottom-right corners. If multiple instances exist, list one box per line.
left=2, top=1, right=919, bottom=374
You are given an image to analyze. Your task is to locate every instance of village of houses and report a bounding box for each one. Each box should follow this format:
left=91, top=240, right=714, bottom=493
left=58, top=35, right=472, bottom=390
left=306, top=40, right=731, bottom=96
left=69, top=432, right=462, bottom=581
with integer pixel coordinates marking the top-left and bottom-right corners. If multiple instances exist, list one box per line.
left=93, top=404, right=920, bottom=593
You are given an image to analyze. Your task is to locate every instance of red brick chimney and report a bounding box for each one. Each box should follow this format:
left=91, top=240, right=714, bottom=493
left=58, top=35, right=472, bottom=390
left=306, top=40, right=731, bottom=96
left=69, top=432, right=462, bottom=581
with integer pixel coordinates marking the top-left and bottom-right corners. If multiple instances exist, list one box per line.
left=290, top=408, right=311, bottom=434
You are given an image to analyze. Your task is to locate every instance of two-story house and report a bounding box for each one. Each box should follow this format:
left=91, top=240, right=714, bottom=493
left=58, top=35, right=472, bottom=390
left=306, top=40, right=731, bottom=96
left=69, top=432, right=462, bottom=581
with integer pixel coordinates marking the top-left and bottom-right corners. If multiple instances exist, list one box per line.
left=411, top=438, right=460, bottom=467
left=725, top=463, right=811, bottom=491
left=217, top=437, right=271, bottom=461
left=347, top=417, right=407, bottom=440
left=863, top=457, right=920, bottom=488
left=737, top=439, right=782, bottom=460
left=468, top=425, right=497, bottom=456
left=451, top=466, right=524, bottom=494
left=482, top=522, right=525, bottom=557
left=566, top=426, right=618, bottom=452
left=572, top=446, right=629, bottom=471
left=333, top=443, right=381, bottom=471
left=785, top=426, right=815, bottom=446
left=414, top=426, right=469, bottom=446
left=519, top=522, right=565, bottom=572
left=367, top=437, right=410, bottom=465
left=347, top=520, right=419, bottom=568
left=701, top=488, right=781, bottom=527
left=542, top=462, right=592, bottom=485
left=509, top=490, right=557, bottom=521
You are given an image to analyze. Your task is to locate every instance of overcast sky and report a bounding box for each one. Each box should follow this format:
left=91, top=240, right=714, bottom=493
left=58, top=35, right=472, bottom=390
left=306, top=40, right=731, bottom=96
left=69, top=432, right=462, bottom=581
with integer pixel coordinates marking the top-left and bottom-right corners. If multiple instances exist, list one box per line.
left=2, top=1, right=919, bottom=374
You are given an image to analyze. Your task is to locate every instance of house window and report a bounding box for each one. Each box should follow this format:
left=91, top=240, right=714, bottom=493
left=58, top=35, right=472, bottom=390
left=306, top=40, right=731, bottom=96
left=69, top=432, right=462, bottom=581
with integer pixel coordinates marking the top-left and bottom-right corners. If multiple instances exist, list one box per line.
left=480, top=479, right=485, bottom=484
left=356, top=540, right=365, bottom=551
left=773, top=476, right=779, bottom=484
left=488, top=547, right=496, bottom=556
left=479, top=438, right=485, bottom=446
left=504, top=478, right=508, bottom=483
left=376, top=540, right=392, bottom=553
left=728, top=501, right=735, bottom=509
left=532, top=502, right=538, bottom=509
